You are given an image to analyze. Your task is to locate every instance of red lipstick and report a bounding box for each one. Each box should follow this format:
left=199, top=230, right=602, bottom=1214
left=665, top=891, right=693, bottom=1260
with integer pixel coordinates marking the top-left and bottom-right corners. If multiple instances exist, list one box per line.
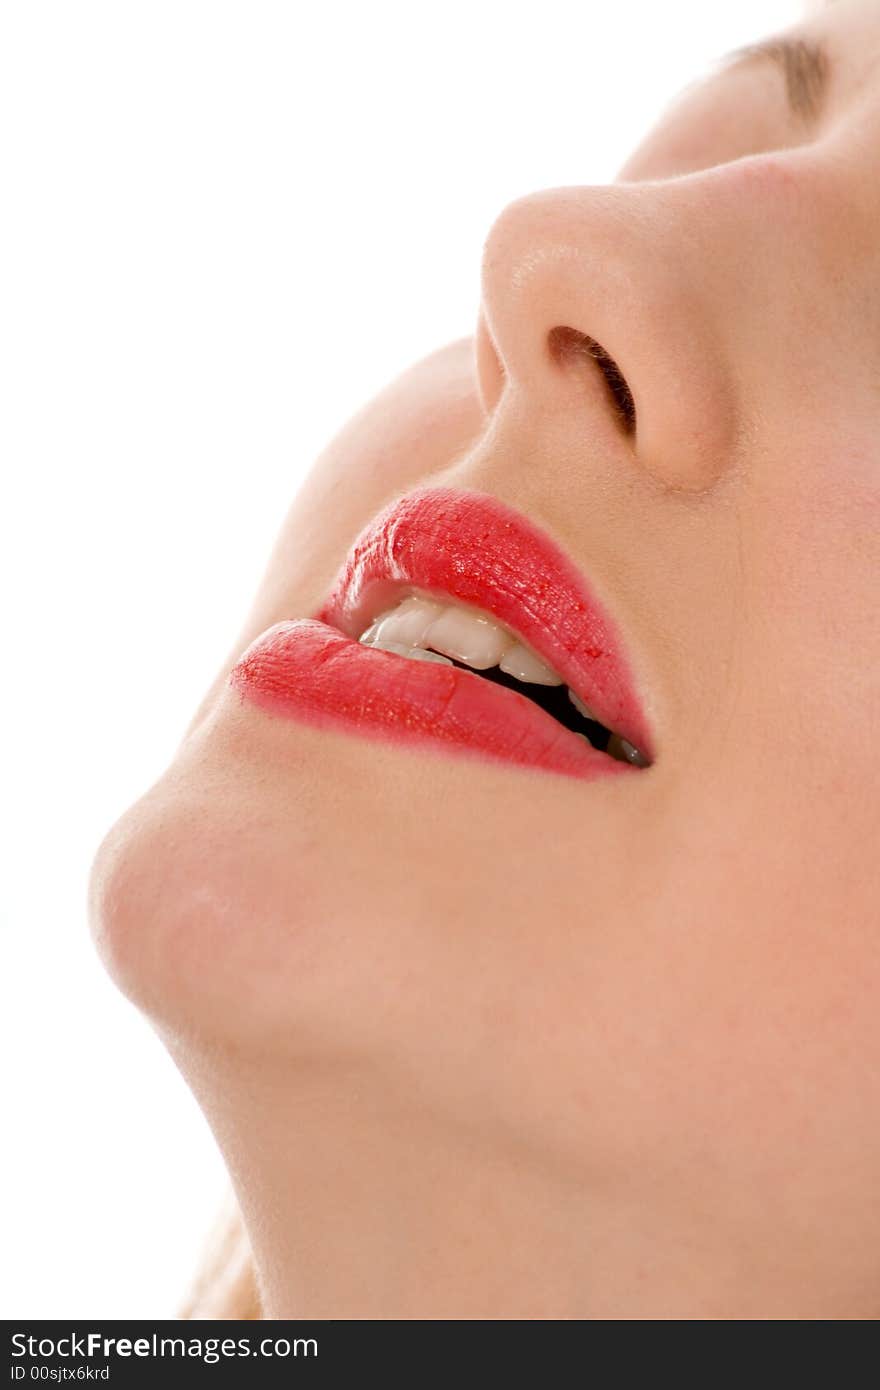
left=230, top=487, right=654, bottom=780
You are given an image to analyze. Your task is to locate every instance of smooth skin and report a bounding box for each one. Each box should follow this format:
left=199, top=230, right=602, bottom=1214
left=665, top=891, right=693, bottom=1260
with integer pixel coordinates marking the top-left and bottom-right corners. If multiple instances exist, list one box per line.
left=90, top=0, right=880, bottom=1318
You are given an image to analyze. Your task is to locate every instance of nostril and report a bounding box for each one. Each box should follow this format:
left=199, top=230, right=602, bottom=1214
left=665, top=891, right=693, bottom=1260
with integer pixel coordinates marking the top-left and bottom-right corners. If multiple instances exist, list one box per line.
left=547, top=326, right=637, bottom=438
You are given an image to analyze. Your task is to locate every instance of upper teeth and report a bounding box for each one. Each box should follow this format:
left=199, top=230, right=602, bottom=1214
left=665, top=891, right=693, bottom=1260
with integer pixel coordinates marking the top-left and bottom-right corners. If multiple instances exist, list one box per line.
left=357, top=590, right=651, bottom=767
left=358, top=591, right=599, bottom=716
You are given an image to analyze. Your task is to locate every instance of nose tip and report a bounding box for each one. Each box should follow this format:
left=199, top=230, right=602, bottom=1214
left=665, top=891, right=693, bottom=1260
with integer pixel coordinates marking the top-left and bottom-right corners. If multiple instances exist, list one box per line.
left=476, top=185, right=740, bottom=493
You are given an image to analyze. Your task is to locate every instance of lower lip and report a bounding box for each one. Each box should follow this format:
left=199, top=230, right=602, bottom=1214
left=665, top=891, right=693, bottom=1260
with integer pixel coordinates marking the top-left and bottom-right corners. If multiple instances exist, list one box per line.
left=229, top=619, right=634, bottom=781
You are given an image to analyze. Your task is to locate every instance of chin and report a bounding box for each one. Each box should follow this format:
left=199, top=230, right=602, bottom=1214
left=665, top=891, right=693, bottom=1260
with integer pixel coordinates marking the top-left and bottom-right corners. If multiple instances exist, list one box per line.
left=89, top=700, right=386, bottom=1057
left=88, top=651, right=656, bottom=1163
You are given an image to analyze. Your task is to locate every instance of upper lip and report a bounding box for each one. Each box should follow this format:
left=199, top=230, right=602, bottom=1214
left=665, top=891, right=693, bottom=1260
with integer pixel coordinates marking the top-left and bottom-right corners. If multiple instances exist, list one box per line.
left=316, top=485, right=654, bottom=759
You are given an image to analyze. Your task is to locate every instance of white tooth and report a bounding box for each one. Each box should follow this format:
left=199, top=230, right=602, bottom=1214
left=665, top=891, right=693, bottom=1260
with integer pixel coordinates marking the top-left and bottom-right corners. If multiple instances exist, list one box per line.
left=358, top=607, right=399, bottom=645
left=400, top=646, right=453, bottom=665
left=371, top=639, right=454, bottom=666
left=421, top=605, right=512, bottom=669
left=373, top=596, right=443, bottom=649
left=568, top=689, right=600, bottom=722
left=499, top=641, right=562, bottom=685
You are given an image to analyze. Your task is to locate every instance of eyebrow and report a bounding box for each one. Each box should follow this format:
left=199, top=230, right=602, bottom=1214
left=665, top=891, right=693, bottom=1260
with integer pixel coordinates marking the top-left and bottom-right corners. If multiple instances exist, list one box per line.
left=714, top=36, right=831, bottom=124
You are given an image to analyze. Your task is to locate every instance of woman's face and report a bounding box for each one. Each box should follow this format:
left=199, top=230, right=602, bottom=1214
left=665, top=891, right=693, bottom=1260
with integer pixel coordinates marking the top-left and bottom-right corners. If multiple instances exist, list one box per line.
left=92, top=0, right=880, bottom=1305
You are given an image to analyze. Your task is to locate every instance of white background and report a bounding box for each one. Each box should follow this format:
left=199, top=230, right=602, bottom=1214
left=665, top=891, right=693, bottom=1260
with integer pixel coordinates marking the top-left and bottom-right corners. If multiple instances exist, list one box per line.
left=2, top=0, right=802, bottom=1318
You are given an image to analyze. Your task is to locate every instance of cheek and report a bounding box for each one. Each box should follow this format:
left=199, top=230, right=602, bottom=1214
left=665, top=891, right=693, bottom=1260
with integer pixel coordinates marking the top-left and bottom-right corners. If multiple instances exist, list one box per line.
left=737, top=421, right=880, bottom=771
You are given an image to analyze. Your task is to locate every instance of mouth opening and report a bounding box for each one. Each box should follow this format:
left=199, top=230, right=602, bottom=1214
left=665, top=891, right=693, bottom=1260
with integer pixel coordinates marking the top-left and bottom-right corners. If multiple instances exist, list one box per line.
left=437, top=653, right=649, bottom=766
left=405, top=644, right=645, bottom=767
left=446, top=655, right=609, bottom=745
left=353, top=588, right=652, bottom=769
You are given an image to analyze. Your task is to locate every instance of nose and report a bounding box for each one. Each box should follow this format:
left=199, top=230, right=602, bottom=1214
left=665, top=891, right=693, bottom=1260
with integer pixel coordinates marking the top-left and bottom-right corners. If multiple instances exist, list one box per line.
left=476, top=184, right=740, bottom=493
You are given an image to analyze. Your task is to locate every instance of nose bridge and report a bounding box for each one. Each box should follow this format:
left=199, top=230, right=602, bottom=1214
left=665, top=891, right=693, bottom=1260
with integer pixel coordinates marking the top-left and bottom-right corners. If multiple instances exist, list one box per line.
left=477, top=183, right=742, bottom=493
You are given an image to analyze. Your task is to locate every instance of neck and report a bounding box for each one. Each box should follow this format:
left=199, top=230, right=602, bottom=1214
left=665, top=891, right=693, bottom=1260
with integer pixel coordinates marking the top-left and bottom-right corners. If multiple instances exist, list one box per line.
left=178, top=1047, right=872, bottom=1320
left=194, top=1059, right=595, bottom=1318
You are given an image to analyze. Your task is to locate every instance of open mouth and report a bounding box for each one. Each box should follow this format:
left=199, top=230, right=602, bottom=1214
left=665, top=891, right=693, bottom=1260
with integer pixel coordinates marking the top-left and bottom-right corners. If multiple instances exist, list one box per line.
left=357, top=588, right=649, bottom=767
left=230, top=486, right=655, bottom=782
